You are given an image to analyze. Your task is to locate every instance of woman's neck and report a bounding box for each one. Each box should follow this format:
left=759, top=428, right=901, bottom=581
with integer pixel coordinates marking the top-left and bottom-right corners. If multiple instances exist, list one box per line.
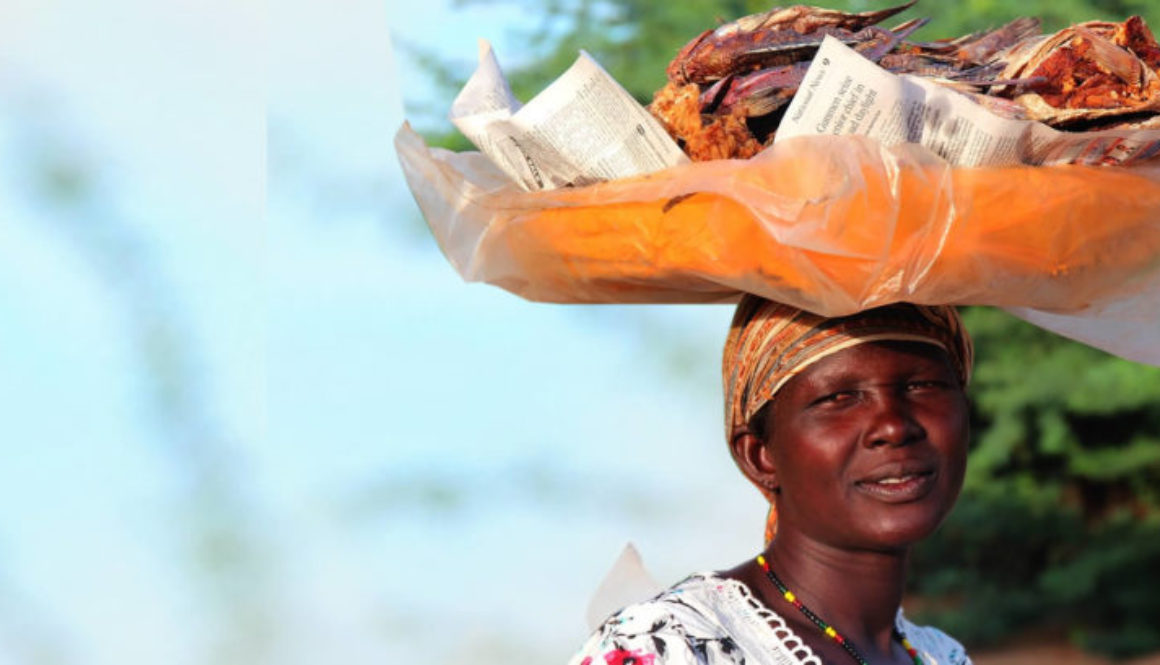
left=757, top=533, right=911, bottom=659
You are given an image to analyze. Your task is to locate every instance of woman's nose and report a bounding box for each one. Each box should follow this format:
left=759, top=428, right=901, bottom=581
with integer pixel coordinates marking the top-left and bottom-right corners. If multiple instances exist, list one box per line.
left=863, top=392, right=924, bottom=447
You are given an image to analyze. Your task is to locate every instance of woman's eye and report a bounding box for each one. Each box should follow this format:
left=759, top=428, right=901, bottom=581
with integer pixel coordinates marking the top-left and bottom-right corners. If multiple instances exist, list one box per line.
left=907, top=380, right=946, bottom=392
left=816, top=390, right=857, bottom=405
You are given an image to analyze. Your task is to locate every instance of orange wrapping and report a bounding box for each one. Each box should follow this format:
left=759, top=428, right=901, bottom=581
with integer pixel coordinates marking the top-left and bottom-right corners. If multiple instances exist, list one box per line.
left=396, top=123, right=1160, bottom=363
left=398, top=124, right=1160, bottom=313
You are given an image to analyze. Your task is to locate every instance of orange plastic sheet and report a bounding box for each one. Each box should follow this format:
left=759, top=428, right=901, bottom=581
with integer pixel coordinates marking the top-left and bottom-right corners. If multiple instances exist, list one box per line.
left=396, top=123, right=1160, bottom=365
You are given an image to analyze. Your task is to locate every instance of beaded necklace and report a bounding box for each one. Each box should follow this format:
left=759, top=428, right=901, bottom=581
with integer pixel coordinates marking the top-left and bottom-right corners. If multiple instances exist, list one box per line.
left=756, top=555, right=923, bottom=665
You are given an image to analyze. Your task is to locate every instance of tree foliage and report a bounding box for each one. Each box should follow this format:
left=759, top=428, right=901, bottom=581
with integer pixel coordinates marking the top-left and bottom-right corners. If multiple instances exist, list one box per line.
left=909, top=308, right=1160, bottom=658
left=415, top=0, right=1160, bottom=656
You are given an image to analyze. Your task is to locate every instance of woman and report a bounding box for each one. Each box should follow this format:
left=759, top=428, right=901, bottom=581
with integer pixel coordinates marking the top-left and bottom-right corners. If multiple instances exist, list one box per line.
left=569, top=296, right=975, bottom=665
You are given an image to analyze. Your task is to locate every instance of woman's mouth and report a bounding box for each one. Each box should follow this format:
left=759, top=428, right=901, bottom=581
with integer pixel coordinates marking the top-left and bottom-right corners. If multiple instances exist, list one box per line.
left=855, top=471, right=936, bottom=502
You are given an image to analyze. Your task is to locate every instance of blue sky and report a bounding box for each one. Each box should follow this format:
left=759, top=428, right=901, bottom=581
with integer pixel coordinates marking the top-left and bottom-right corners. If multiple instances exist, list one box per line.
left=0, top=1, right=763, bottom=663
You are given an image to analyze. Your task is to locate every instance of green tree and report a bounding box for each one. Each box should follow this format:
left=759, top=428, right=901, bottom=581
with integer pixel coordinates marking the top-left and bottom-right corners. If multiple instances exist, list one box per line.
left=909, top=308, right=1160, bottom=658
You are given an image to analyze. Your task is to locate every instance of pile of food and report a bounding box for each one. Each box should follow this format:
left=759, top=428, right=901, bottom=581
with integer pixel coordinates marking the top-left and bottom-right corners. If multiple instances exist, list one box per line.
left=650, top=1, right=1160, bottom=160
left=395, top=2, right=1160, bottom=365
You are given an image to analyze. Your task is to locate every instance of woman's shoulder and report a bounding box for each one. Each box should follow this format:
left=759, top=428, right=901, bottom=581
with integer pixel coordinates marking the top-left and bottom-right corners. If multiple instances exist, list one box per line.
left=567, top=573, right=766, bottom=665
left=897, top=614, right=973, bottom=665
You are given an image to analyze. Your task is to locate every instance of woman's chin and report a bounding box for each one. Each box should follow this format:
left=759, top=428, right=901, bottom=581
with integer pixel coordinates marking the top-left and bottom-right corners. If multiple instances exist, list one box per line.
left=858, top=510, right=949, bottom=550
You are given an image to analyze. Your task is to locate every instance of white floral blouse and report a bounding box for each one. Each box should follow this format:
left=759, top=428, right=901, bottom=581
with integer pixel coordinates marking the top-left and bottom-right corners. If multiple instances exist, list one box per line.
left=569, top=573, right=972, bottom=665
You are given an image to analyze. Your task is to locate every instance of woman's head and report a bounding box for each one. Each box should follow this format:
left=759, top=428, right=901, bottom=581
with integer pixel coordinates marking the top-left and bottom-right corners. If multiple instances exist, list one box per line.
left=722, top=296, right=974, bottom=547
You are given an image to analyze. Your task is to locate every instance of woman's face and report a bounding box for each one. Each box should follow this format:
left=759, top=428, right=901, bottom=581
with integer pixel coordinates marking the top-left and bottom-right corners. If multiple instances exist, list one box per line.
left=760, top=340, right=969, bottom=551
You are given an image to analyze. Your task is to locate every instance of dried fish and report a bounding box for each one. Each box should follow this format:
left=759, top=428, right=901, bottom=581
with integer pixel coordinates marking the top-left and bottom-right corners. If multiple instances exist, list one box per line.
left=650, top=82, right=765, bottom=161
left=667, top=1, right=916, bottom=84
left=705, top=25, right=902, bottom=117
left=953, top=17, right=1041, bottom=65
left=707, top=62, right=810, bottom=117
left=879, top=51, right=965, bottom=78
left=650, top=2, right=1160, bottom=160
left=1112, top=16, right=1160, bottom=69
left=998, top=20, right=1160, bottom=126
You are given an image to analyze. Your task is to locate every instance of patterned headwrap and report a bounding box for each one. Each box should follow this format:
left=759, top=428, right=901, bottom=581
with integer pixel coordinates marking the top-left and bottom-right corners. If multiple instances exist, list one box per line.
left=722, top=295, right=974, bottom=545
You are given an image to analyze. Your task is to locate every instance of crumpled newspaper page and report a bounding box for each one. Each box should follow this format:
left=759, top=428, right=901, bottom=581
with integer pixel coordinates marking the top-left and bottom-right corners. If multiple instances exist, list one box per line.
left=450, top=40, right=688, bottom=191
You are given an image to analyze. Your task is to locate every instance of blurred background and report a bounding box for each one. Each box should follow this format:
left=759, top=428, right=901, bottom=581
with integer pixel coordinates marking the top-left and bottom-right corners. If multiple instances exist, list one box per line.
left=0, top=0, right=1158, bottom=664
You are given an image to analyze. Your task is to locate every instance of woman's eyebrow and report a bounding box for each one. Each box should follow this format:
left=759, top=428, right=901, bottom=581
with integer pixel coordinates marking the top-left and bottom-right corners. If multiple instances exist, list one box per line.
left=810, top=364, right=945, bottom=387
left=804, top=369, right=864, bottom=388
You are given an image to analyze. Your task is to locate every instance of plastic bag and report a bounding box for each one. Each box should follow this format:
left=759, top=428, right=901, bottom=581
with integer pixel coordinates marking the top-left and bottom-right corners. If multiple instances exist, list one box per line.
left=396, top=123, right=1160, bottom=365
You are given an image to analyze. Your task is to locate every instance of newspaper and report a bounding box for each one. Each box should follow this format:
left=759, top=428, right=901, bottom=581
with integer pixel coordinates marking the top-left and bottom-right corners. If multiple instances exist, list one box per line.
left=451, top=41, right=688, bottom=191
left=776, top=36, right=1160, bottom=167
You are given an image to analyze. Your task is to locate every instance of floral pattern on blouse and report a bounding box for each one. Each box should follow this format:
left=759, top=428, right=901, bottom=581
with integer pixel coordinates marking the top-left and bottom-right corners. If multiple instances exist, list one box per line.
left=568, top=573, right=972, bottom=665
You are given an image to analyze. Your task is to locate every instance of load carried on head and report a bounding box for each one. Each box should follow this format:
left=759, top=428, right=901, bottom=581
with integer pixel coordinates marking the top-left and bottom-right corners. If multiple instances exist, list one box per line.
left=649, top=2, right=1160, bottom=160
left=395, top=2, right=1160, bottom=367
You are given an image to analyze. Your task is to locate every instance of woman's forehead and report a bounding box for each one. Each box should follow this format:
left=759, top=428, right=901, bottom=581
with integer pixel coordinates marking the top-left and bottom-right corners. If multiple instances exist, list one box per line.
left=785, top=340, right=955, bottom=387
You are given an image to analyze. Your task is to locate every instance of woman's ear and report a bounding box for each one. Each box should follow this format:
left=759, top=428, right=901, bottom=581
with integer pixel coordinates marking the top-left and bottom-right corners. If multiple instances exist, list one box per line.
left=730, top=425, right=779, bottom=493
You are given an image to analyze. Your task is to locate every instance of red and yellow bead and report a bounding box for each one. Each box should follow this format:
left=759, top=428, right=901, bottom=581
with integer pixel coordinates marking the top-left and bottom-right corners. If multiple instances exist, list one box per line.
left=756, top=554, right=925, bottom=665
